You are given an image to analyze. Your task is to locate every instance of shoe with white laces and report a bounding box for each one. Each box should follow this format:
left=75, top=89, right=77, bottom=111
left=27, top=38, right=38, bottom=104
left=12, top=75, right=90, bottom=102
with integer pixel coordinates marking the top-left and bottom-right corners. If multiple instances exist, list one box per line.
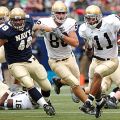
left=43, top=104, right=55, bottom=116
left=47, top=100, right=55, bottom=112
left=80, top=101, right=96, bottom=115
left=52, top=77, right=62, bottom=94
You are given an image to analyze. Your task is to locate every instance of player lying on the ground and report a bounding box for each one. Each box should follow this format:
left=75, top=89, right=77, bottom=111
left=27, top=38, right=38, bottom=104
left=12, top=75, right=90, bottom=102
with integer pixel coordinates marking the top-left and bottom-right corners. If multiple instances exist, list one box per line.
left=0, top=81, right=43, bottom=110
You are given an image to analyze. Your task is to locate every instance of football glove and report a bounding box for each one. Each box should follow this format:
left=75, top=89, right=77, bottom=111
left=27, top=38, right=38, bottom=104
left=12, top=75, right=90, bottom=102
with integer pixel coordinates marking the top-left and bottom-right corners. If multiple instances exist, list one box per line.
left=52, top=27, right=64, bottom=39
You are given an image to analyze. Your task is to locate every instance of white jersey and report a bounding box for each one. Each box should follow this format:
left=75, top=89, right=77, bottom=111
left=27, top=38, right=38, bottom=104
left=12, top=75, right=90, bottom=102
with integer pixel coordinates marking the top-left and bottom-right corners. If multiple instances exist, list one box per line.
left=38, top=17, right=77, bottom=59
left=7, top=91, right=33, bottom=109
left=0, top=81, right=34, bottom=110
left=79, top=14, right=120, bottom=58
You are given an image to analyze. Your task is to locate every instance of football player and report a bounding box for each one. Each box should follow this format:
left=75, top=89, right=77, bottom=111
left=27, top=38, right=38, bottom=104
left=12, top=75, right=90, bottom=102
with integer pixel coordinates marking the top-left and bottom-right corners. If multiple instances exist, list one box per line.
left=0, top=81, right=40, bottom=110
left=78, top=5, right=120, bottom=118
left=36, top=1, right=95, bottom=114
left=0, top=6, right=9, bottom=82
left=0, top=7, right=56, bottom=116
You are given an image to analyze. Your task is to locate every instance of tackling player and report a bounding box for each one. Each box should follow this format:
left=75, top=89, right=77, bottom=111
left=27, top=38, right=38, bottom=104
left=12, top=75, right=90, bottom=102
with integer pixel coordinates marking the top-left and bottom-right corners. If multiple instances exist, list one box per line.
left=0, top=81, right=38, bottom=110
left=0, top=7, right=56, bottom=116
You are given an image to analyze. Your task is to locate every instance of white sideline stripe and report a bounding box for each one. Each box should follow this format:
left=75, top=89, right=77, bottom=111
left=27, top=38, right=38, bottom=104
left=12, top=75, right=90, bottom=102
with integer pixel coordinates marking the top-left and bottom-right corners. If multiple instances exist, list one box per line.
left=0, top=111, right=120, bottom=114
left=25, top=116, right=53, bottom=118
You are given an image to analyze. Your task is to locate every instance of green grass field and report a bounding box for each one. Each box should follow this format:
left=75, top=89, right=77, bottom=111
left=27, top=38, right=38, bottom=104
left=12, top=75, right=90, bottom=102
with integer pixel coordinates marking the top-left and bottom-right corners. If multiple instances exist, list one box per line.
left=0, top=86, right=120, bottom=120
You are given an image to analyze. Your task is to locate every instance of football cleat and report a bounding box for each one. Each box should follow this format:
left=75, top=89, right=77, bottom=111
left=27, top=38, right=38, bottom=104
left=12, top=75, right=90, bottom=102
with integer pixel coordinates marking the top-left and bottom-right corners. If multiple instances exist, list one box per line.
left=43, top=104, right=55, bottom=116
left=71, top=92, right=80, bottom=103
left=95, top=98, right=106, bottom=118
left=52, top=77, right=62, bottom=94
left=47, top=100, right=55, bottom=112
left=101, top=94, right=110, bottom=109
left=80, top=101, right=96, bottom=115
left=106, top=97, right=118, bottom=109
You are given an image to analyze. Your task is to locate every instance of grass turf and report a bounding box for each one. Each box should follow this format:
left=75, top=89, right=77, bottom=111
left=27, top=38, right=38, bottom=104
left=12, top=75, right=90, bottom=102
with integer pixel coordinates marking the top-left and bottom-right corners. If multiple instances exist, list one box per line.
left=0, top=85, right=120, bottom=120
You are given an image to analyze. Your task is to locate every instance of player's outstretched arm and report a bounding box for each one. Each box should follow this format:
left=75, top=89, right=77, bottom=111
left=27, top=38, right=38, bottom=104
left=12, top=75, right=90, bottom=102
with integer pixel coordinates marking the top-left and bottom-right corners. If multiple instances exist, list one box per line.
left=33, top=23, right=52, bottom=32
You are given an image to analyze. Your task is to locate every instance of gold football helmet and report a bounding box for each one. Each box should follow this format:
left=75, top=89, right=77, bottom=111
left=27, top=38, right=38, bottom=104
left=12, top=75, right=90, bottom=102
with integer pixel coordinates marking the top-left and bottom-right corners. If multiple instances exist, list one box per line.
left=84, top=5, right=102, bottom=28
left=52, top=1, right=67, bottom=24
left=9, top=8, right=26, bottom=31
left=0, top=6, right=9, bottom=24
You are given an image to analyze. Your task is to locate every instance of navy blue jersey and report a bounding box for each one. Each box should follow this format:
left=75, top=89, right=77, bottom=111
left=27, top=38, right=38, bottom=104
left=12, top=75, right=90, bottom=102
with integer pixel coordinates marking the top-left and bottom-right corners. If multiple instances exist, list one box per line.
left=0, top=16, right=34, bottom=64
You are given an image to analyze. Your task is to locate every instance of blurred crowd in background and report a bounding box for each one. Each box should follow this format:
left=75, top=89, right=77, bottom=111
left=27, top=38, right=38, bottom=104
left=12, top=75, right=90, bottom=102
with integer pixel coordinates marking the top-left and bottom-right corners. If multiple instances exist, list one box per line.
left=0, top=0, right=120, bottom=15
left=1, top=0, right=120, bottom=84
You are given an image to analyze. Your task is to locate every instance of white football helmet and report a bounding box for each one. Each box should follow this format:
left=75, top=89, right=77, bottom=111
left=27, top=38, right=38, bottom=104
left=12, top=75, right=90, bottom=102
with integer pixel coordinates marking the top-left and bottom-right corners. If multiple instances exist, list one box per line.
left=51, top=1, right=67, bottom=24
left=0, top=6, right=9, bottom=24
left=9, top=8, right=26, bottom=31
left=84, top=5, right=102, bottom=29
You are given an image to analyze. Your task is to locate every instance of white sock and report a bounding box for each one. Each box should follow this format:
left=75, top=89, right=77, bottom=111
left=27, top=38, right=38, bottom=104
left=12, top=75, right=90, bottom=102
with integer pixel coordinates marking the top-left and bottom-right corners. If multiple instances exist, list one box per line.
left=37, top=97, right=48, bottom=107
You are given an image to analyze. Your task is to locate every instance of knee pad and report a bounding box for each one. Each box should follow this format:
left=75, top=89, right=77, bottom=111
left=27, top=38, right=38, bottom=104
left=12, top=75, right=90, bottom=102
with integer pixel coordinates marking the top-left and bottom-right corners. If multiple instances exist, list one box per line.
left=37, top=78, right=51, bottom=91
left=20, top=76, right=34, bottom=88
left=63, top=75, right=79, bottom=87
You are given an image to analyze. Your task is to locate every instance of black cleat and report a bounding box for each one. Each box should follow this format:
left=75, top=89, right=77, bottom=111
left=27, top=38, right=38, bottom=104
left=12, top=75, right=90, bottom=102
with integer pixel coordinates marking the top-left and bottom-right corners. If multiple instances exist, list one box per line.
left=52, top=77, right=62, bottom=94
left=71, top=92, right=80, bottom=103
left=102, top=95, right=110, bottom=109
left=95, top=98, right=106, bottom=118
left=80, top=101, right=96, bottom=115
left=47, top=100, right=55, bottom=112
left=43, top=104, right=55, bottom=116
left=106, top=97, right=117, bottom=109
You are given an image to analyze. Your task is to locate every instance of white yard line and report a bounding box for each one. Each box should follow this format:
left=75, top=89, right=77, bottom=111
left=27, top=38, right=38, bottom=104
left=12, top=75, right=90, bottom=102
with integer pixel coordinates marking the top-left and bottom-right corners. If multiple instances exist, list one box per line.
left=0, top=111, right=120, bottom=114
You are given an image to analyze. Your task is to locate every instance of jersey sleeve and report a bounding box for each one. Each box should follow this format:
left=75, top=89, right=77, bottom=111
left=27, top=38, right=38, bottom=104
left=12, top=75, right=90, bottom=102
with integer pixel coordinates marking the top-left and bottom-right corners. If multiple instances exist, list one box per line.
left=78, top=24, right=87, bottom=39
left=36, top=18, right=47, bottom=26
left=0, top=24, right=9, bottom=40
left=113, top=15, right=120, bottom=32
left=35, top=18, right=48, bottom=35
left=26, top=14, right=34, bottom=27
left=78, top=24, right=93, bottom=48
left=62, top=18, right=77, bottom=33
left=106, top=14, right=120, bottom=32
left=70, top=21, right=78, bottom=32
left=36, top=19, right=42, bottom=25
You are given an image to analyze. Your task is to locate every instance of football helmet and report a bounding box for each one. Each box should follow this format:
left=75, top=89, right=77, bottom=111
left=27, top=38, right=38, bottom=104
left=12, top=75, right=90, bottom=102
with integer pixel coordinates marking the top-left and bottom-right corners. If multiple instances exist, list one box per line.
left=0, top=6, right=9, bottom=24
left=51, top=1, right=67, bottom=24
left=9, top=8, right=26, bottom=31
left=84, top=5, right=102, bottom=29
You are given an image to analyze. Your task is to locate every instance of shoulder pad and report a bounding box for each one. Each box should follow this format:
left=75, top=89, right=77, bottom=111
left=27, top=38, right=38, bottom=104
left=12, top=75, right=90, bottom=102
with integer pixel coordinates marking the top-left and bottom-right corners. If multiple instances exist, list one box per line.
left=25, top=15, right=34, bottom=26
left=103, top=14, right=120, bottom=24
left=37, top=17, right=52, bottom=26
left=61, top=18, right=77, bottom=32
left=79, top=23, right=87, bottom=32
left=65, top=18, right=76, bottom=26
left=0, top=23, right=10, bottom=39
